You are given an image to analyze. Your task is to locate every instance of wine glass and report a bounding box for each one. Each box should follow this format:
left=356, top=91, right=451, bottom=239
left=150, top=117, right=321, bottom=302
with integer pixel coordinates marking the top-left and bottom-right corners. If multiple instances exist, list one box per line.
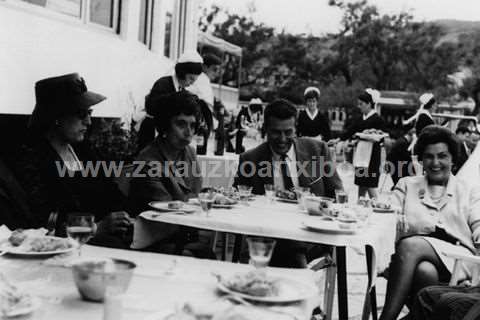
left=246, top=237, right=276, bottom=269
left=66, top=213, right=96, bottom=256
left=237, top=185, right=253, bottom=206
left=198, top=192, right=215, bottom=217
left=264, top=184, right=275, bottom=204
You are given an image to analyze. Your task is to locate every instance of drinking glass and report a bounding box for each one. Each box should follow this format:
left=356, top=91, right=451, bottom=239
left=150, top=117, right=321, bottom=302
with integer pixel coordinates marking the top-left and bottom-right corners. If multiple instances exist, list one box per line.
left=294, top=187, right=310, bottom=211
left=198, top=192, right=215, bottom=217
left=264, top=184, right=275, bottom=204
left=66, top=213, right=96, bottom=256
left=237, top=185, right=253, bottom=206
left=246, top=237, right=276, bottom=269
left=335, top=189, right=348, bottom=204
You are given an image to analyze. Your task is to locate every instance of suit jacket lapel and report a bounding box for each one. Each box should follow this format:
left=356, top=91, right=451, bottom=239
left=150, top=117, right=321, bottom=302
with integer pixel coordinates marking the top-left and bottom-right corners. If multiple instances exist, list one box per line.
left=294, top=139, right=315, bottom=187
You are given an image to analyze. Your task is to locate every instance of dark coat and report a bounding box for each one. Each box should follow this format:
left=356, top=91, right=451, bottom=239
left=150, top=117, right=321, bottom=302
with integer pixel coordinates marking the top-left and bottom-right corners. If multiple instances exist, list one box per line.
left=129, top=138, right=202, bottom=215
left=454, top=142, right=470, bottom=175
left=386, top=136, right=413, bottom=186
left=138, top=76, right=176, bottom=151
left=416, top=113, right=434, bottom=135
left=13, top=138, right=127, bottom=229
left=297, top=110, right=331, bottom=140
left=233, top=138, right=343, bottom=198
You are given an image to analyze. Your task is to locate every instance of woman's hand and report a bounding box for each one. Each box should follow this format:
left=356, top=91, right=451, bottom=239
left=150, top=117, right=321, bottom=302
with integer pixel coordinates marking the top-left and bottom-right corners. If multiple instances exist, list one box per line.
left=97, top=211, right=133, bottom=235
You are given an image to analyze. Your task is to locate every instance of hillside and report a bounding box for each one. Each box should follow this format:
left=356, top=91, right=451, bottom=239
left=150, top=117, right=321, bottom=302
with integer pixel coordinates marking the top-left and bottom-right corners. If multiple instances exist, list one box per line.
left=432, top=19, right=480, bottom=43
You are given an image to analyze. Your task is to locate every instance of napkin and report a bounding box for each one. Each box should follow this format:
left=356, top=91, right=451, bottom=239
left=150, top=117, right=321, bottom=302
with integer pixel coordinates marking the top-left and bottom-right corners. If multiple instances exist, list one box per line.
left=353, top=140, right=373, bottom=168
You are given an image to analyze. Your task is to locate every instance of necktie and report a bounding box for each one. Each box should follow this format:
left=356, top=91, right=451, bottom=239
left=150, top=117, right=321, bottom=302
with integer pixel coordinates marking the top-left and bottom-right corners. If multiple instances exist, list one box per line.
left=280, top=155, right=294, bottom=191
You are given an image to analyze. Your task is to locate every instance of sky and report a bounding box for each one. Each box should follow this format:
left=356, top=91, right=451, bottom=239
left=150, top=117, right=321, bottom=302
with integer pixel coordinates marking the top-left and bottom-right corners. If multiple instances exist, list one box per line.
left=199, top=0, right=480, bottom=36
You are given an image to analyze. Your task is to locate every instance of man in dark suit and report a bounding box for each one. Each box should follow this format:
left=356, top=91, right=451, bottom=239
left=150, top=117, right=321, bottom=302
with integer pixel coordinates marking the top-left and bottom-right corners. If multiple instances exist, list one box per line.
left=455, top=126, right=472, bottom=174
left=234, top=99, right=343, bottom=267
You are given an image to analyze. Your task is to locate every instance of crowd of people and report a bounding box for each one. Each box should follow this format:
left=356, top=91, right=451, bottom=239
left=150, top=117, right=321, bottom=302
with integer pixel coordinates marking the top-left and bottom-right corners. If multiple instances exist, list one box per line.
left=2, top=50, right=480, bottom=319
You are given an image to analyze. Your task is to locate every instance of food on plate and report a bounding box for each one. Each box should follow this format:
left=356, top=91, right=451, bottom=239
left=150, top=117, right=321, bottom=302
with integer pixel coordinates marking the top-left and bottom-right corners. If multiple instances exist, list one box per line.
left=275, top=189, right=296, bottom=201
left=372, top=201, right=391, bottom=210
left=213, top=194, right=237, bottom=205
left=8, top=235, right=72, bottom=253
left=8, top=229, right=27, bottom=247
left=0, top=278, right=34, bottom=317
left=168, top=201, right=184, bottom=210
left=223, top=271, right=279, bottom=297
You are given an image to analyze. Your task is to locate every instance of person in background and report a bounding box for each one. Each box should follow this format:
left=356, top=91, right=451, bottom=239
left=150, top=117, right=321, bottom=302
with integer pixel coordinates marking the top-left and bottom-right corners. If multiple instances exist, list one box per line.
left=14, top=73, right=132, bottom=249
left=379, top=125, right=480, bottom=320
left=454, top=90, right=476, bottom=116
left=403, top=93, right=436, bottom=136
left=336, top=88, right=386, bottom=199
left=386, top=124, right=416, bottom=186
left=129, top=91, right=214, bottom=258
left=234, top=99, right=343, bottom=268
left=297, top=87, right=331, bottom=141
left=138, top=50, right=204, bottom=152
left=454, top=126, right=472, bottom=174
left=235, top=102, right=253, bottom=154
left=188, top=53, right=223, bottom=155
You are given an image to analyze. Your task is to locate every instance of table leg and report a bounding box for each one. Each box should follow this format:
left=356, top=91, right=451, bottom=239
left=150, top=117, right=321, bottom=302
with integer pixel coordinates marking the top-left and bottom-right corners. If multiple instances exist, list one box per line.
left=222, top=233, right=228, bottom=261
left=366, top=245, right=378, bottom=320
left=232, top=234, right=243, bottom=262
left=336, top=246, right=348, bottom=320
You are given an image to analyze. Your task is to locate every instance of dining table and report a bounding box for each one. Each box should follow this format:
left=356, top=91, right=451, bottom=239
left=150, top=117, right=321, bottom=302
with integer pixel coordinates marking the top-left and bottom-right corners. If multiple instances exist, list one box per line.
left=136, top=197, right=397, bottom=320
left=0, top=244, right=319, bottom=320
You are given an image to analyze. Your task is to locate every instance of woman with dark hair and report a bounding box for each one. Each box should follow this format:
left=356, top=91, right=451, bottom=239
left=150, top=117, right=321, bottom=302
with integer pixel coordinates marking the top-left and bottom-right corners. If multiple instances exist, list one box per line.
left=338, top=88, right=386, bottom=199
left=297, top=87, right=331, bottom=141
left=379, top=125, right=480, bottom=320
left=137, top=51, right=204, bottom=152
left=14, top=73, right=132, bottom=248
left=129, top=91, right=214, bottom=258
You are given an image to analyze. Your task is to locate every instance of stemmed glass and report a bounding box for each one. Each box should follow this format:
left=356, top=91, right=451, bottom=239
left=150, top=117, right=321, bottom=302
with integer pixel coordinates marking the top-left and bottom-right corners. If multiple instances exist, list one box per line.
left=198, top=191, right=216, bottom=217
left=246, top=237, right=276, bottom=269
left=237, top=185, right=253, bottom=206
left=66, top=213, right=96, bottom=256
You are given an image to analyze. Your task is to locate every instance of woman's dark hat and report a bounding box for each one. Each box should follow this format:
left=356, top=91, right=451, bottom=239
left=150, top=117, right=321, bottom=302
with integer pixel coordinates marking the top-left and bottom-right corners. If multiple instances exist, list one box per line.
left=35, top=73, right=106, bottom=112
left=29, top=73, right=106, bottom=131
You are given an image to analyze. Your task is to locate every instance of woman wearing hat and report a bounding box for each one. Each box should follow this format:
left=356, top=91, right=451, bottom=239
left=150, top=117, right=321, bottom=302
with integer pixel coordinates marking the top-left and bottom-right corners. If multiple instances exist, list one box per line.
left=338, top=88, right=387, bottom=199
left=14, top=73, right=133, bottom=248
left=138, top=50, right=204, bottom=152
left=297, top=87, right=331, bottom=141
left=129, top=90, right=215, bottom=258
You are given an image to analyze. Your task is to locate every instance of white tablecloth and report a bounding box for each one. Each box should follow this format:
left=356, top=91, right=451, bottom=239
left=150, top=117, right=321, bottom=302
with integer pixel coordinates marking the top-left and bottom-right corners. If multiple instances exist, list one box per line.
left=0, top=245, right=318, bottom=320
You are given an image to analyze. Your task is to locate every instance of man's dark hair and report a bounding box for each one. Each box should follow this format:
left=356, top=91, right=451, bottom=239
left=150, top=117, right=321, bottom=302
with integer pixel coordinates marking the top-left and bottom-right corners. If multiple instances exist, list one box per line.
left=263, top=99, right=297, bottom=129
left=414, top=125, right=460, bottom=166
left=152, top=91, right=200, bottom=134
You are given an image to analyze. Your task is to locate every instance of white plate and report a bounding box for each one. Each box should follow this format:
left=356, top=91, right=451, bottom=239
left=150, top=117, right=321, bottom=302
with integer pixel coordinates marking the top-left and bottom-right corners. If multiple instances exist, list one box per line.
left=217, top=276, right=315, bottom=303
left=274, top=197, right=298, bottom=204
left=302, top=220, right=358, bottom=235
left=3, top=296, right=41, bottom=317
left=212, top=203, right=238, bottom=209
left=372, top=207, right=395, bottom=213
left=148, top=202, right=197, bottom=213
left=1, top=237, right=75, bottom=257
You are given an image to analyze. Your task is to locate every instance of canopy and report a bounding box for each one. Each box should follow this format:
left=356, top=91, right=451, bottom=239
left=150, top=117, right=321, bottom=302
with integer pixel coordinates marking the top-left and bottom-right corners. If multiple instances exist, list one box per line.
left=198, top=32, right=242, bottom=57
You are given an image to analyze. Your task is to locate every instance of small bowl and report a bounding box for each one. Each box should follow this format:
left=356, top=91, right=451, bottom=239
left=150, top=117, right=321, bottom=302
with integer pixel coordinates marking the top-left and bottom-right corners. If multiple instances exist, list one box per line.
left=337, top=218, right=358, bottom=230
left=304, top=196, right=334, bottom=216
left=72, top=258, right=136, bottom=302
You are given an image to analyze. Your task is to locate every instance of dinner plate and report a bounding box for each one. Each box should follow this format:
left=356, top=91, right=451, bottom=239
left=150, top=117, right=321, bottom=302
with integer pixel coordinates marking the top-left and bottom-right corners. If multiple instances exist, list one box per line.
left=148, top=202, right=197, bottom=213
left=302, top=220, right=358, bottom=235
left=274, top=197, right=298, bottom=204
left=372, top=207, right=395, bottom=213
left=216, top=276, right=315, bottom=303
left=0, top=237, right=75, bottom=257
left=212, top=203, right=238, bottom=209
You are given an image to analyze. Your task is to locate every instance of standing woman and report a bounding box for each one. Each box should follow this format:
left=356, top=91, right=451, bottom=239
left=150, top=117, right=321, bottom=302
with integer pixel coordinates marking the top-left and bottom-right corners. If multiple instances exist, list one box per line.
left=297, top=87, right=331, bottom=141
left=138, top=51, right=204, bottom=152
left=340, top=89, right=386, bottom=199
left=403, top=93, right=435, bottom=135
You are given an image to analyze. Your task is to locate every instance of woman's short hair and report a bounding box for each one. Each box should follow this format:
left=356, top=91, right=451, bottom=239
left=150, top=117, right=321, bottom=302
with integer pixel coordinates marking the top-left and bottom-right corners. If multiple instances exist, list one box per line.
left=263, top=99, right=297, bottom=129
left=414, top=125, right=459, bottom=165
left=152, top=91, right=200, bottom=135
left=175, top=62, right=203, bottom=80
left=358, top=91, right=374, bottom=107
left=304, top=87, right=320, bottom=100
left=423, top=98, right=436, bottom=110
